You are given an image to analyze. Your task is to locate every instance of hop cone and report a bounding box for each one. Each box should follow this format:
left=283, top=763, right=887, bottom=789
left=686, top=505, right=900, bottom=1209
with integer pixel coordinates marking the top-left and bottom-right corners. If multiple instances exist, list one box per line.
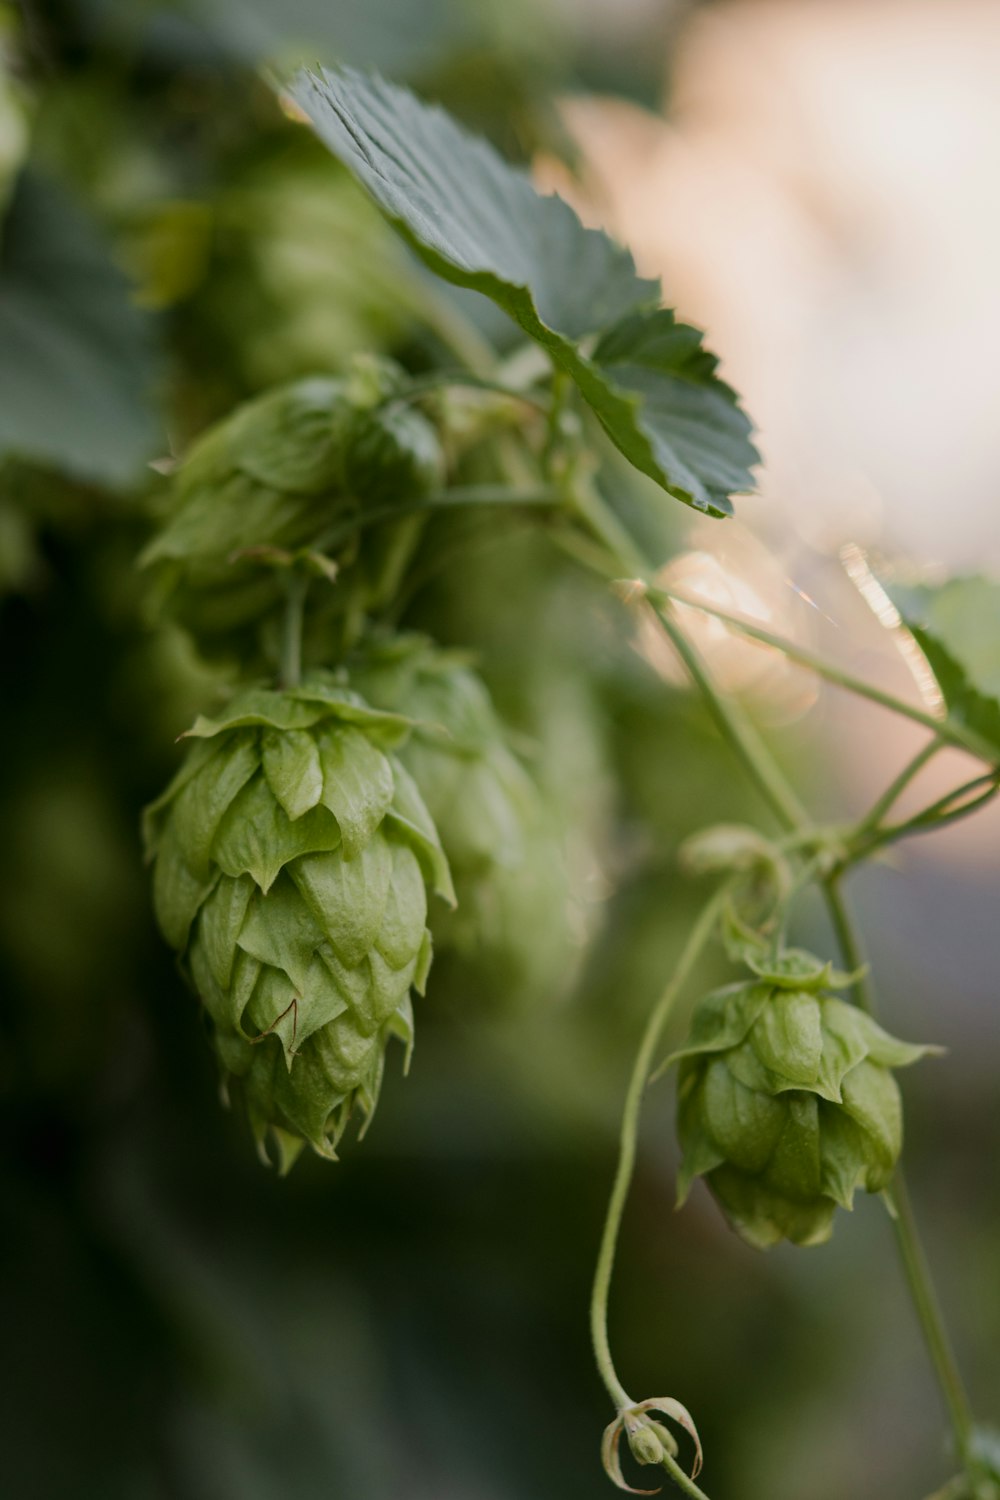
left=347, top=635, right=573, bottom=1003
left=140, top=365, right=443, bottom=654
left=671, top=957, right=938, bottom=1248
left=143, top=677, right=453, bottom=1168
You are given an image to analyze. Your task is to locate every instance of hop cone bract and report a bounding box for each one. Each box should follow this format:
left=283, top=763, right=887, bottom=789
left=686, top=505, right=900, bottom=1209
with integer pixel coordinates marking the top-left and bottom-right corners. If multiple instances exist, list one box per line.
left=143, top=677, right=453, bottom=1168
left=671, top=967, right=937, bottom=1248
left=348, top=635, right=574, bottom=1003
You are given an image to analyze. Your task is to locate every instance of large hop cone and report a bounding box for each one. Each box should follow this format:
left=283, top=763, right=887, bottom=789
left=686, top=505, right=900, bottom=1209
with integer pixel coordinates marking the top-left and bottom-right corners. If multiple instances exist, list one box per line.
left=348, top=635, right=574, bottom=1004
left=670, top=956, right=938, bottom=1248
left=140, top=364, right=443, bottom=653
left=143, top=677, right=453, bottom=1168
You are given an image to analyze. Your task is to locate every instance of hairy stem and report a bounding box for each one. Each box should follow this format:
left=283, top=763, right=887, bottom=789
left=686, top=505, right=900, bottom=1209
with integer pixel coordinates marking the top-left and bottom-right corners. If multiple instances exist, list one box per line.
left=590, top=892, right=727, bottom=1433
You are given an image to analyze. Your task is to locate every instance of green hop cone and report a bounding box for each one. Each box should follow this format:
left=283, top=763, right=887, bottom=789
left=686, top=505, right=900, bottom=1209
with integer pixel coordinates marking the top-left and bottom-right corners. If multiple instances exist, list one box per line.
left=347, top=635, right=574, bottom=1003
left=143, top=676, right=454, bottom=1169
left=140, top=362, right=444, bottom=656
left=670, top=967, right=940, bottom=1248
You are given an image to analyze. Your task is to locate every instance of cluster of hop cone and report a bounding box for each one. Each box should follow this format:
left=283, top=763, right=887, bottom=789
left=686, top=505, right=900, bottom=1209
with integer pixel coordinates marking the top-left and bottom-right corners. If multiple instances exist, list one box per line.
left=142, top=359, right=574, bottom=1170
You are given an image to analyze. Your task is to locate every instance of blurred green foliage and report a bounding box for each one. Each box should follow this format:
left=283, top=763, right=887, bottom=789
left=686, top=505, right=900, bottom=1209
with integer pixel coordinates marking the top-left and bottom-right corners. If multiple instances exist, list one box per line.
left=1, top=4, right=998, bottom=1499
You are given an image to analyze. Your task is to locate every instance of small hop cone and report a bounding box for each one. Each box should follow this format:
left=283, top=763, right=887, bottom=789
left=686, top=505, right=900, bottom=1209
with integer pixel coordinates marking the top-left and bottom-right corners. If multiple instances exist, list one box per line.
left=348, top=635, right=573, bottom=1003
left=670, top=966, right=940, bottom=1248
left=143, top=677, right=453, bottom=1166
left=140, top=363, right=443, bottom=653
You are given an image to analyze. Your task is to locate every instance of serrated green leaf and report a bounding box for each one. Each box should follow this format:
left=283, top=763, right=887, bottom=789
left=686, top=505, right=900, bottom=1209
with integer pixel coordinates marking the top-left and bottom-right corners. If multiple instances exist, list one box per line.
left=887, top=575, right=1000, bottom=756
left=315, top=724, right=394, bottom=856
left=261, top=728, right=324, bottom=821
left=289, top=66, right=757, bottom=514
left=211, top=774, right=342, bottom=890
left=289, top=837, right=392, bottom=967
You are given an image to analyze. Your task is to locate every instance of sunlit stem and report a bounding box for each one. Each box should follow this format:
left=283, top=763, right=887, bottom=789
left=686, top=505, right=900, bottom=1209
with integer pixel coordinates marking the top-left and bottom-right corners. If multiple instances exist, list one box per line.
left=644, top=583, right=998, bottom=765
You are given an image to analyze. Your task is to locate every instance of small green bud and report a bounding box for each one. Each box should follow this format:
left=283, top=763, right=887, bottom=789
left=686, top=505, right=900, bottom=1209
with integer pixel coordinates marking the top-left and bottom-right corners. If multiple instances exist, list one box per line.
left=141, top=377, right=352, bottom=643
left=140, top=365, right=447, bottom=659
left=670, top=972, right=940, bottom=1248
left=627, top=1418, right=677, bottom=1467
left=143, top=675, right=453, bottom=1164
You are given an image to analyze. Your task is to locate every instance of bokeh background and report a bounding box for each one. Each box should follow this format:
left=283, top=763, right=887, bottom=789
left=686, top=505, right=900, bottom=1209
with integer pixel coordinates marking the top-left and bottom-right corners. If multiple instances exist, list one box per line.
left=1, top=2, right=998, bottom=1497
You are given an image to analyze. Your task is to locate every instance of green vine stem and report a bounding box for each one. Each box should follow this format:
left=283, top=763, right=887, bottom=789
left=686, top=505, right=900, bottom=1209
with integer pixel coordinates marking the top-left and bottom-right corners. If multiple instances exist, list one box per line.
left=856, top=739, right=942, bottom=834
left=823, top=880, right=976, bottom=1466
left=643, top=583, right=999, bottom=765
left=591, top=888, right=728, bottom=1495
left=849, top=773, right=1000, bottom=863
left=279, top=570, right=308, bottom=690
left=564, top=479, right=982, bottom=1485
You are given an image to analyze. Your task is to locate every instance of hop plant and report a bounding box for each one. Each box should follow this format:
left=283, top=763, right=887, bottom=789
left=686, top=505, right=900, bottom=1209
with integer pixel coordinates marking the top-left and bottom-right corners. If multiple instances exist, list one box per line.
left=143, top=676, right=453, bottom=1169
left=347, top=634, right=576, bottom=1003
left=140, top=361, right=444, bottom=656
left=670, top=951, right=938, bottom=1248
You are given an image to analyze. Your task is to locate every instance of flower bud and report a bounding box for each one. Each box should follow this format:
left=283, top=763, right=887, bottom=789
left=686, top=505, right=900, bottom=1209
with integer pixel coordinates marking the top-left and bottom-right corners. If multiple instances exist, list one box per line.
left=671, top=976, right=939, bottom=1247
left=143, top=676, right=453, bottom=1165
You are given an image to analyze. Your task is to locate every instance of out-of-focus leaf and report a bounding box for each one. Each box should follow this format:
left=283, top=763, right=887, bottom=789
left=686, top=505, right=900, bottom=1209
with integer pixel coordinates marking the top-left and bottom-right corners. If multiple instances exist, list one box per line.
left=888, top=575, right=1000, bottom=756
left=289, top=66, right=757, bottom=516
left=0, top=172, right=160, bottom=483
